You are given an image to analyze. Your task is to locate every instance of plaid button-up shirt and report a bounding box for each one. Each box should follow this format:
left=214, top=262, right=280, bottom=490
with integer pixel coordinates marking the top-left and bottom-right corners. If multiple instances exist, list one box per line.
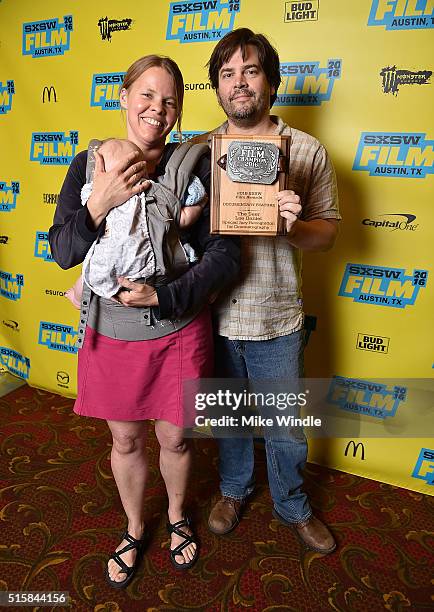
left=199, top=116, right=341, bottom=341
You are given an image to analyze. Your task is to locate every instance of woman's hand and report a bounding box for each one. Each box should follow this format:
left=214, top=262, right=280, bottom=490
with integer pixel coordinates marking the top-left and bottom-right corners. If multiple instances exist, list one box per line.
left=86, top=151, right=149, bottom=228
left=277, top=190, right=302, bottom=235
left=113, top=277, right=159, bottom=307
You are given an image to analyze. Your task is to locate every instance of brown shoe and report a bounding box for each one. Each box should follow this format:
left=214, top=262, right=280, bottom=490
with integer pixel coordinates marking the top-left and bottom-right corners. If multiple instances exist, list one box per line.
left=208, top=496, right=245, bottom=535
left=272, top=509, right=336, bottom=555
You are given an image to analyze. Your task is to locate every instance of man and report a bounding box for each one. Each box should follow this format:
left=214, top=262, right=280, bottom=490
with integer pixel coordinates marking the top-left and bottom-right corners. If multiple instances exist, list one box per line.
left=193, top=28, right=340, bottom=554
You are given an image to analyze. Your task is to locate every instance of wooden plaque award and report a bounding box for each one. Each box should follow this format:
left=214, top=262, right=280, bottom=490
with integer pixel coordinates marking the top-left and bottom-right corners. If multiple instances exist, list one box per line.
left=211, top=134, right=290, bottom=236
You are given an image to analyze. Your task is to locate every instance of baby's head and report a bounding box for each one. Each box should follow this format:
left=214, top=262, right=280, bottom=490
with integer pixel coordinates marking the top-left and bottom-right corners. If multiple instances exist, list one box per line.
left=98, top=138, right=145, bottom=172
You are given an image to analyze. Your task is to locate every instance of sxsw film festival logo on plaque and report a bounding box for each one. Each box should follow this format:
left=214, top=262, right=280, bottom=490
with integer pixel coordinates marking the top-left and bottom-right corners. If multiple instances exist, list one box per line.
left=353, top=133, right=434, bottom=178
left=0, top=181, right=20, bottom=212
left=368, top=0, right=434, bottom=30
left=166, top=0, right=240, bottom=43
left=34, top=232, right=53, bottom=262
left=0, top=271, right=24, bottom=301
left=30, top=131, right=78, bottom=165
left=284, top=1, right=319, bottom=22
left=338, top=264, right=428, bottom=308
left=412, top=448, right=434, bottom=486
left=0, top=347, right=30, bottom=380
left=38, top=322, right=78, bottom=354
left=276, top=59, right=341, bottom=106
left=0, top=81, right=15, bottom=114
left=91, top=73, right=125, bottom=110
left=380, top=66, right=432, bottom=95
left=22, top=16, right=73, bottom=57
left=328, top=377, right=407, bottom=419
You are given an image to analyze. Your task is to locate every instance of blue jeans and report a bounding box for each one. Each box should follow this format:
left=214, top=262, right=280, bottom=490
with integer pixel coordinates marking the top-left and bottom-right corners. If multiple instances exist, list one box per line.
left=215, top=331, right=312, bottom=524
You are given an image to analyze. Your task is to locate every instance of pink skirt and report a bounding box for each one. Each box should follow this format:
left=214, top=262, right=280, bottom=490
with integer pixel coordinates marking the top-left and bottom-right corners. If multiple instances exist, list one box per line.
left=74, top=307, right=213, bottom=427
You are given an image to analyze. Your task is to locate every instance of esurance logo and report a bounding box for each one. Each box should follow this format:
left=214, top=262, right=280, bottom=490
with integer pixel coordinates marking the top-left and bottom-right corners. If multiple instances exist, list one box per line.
left=22, top=16, right=73, bottom=57
left=362, top=213, right=418, bottom=232
left=412, top=448, right=434, bottom=485
left=38, top=321, right=78, bottom=353
left=0, top=181, right=20, bottom=212
left=276, top=59, right=341, bottom=106
left=91, top=73, right=125, bottom=110
left=368, top=0, right=434, bottom=30
left=167, top=1, right=240, bottom=44
left=30, top=131, right=78, bottom=165
left=328, top=377, right=407, bottom=419
left=34, top=231, right=53, bottom=262
left=353, top=133, right=434, bottom=178
left=380, top=66, right=432, bottom=95
left=0, top=270, right=24, bottom=301
left=338, top=264, right=428, bottom=308
left=170, top=130, right=206, bottom=143
left=0, top=347, right=30, bottom=380
left=0, top=81, right=15, bottom=114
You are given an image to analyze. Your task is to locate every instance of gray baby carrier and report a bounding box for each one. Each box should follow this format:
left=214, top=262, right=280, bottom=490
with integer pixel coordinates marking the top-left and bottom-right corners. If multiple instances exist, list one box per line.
left=76, top=140, right=209, bottom=347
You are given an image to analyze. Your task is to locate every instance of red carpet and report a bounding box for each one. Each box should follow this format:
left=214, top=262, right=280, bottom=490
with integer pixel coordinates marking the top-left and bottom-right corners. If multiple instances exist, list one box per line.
left=0, top=385, right=433, bottom=611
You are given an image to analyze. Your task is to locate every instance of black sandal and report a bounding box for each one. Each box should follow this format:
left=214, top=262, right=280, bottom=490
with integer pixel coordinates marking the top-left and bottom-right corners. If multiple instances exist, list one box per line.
left=105, top=530, right=148, bottom=589
left=167, top=517, right=199, bottom=570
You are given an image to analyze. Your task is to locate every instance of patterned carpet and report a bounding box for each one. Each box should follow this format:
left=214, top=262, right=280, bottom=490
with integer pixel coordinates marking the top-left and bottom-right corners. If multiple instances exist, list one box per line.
left=0, top=384, right=433, bottom=611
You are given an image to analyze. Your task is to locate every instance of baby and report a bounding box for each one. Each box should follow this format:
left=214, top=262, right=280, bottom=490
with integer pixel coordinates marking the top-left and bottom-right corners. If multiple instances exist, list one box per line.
left=66, top=138, right=206, bottom=308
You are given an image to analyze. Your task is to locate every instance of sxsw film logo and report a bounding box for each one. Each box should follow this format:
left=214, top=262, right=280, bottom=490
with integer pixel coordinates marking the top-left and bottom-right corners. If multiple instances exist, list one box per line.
left=284, top=1, right=319, bottom=22
left=0, top=181, right=20, bottom=212
left=34, top=231, right=53, bottom=262
left=98, top=17, right=133, bottom=41
left=353, top=133, right=434, bottom=178
left=91, top=73, right=125, bottom=110
left=170, top=130, right=206, bottom=143
left=328, top=377, right=407, bottom=419
left=22, top=15, right=73, bottom=57
left=276, top=59, right=341, bottom=106
left=380, top=66, right=432, bottom=95
left=338, top=264, right=428, bottom=308
left=368, top=0, right=434, bottom=30
left=0, top=81, right=15, bottom=114
left=412, top=448, right=434, bottom=485
left=167, top=0, right=240, bottom=44
left=362, top=213, right=419, bottom=232
left=357, top=334, right=390, bottom=354
left=0, top=270, right=24, bottom=301
left=39, top=321, right=78, bottom=354
left=0, top=347, right=30, bottom=380
left=30, top=131, right=78, bottom=165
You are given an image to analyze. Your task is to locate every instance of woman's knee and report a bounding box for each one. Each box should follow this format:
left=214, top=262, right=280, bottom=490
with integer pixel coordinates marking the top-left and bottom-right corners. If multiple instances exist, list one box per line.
left=109, top=424, right=147, bottom=455
left=155, top=422, right=188, bottom=453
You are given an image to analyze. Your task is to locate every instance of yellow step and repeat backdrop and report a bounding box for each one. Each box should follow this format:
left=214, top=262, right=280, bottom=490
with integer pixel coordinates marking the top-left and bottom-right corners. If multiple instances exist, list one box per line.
left=1, top=0, right=433, bottom=494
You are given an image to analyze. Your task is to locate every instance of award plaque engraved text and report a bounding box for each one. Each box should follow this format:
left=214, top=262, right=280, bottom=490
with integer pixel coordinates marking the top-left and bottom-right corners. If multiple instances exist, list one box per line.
left=211, top=134, right=290, bottom=236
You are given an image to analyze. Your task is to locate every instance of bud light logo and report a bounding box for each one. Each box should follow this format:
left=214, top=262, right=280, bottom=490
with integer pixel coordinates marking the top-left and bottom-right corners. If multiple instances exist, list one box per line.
left=338, top=264, right=428, bottom=308
left=368, top=0, right=434, bottom=30
left=91, top=72, right=125, bottom=110
left=170, top=130, right=206, bottom=143
left=38, top=321, right=78, bottom=353
left=22, top=16, right=73, bottom=57
left=353, top=133, right=434, bottom=178
left=0, top=181, right=20, bottom=212
left=167, top=0, right=240, bottom=43
left=412, top=448, right=434, bottom=485
left=276, top=59, right=342, bottom=106
left=0, top=81, right=15, bottom=114
left=0, top=347, right=30, bottom=380
left=328, top=377, right=407, bottom=419
left=30, top=131, right=78, bottom=165
left=0, top=270, right=24, bottom=301
left=34, top=232, right=53, bottom=262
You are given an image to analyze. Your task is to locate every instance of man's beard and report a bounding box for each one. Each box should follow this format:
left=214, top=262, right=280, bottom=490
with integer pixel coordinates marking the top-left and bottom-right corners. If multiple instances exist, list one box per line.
left=218, top=89, right=268, bottom=124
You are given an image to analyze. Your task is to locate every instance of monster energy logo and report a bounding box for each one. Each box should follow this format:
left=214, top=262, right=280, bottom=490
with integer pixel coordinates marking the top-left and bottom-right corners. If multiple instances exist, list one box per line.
left=97, top=17, right=133, bottom=41
left=380, top=66, right=432, bottom=95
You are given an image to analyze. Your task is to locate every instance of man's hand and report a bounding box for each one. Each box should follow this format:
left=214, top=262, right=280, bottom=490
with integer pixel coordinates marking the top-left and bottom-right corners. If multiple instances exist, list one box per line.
left=114, top=277, right=159, bottom=307
left=277, top=190, right=302, bottom=235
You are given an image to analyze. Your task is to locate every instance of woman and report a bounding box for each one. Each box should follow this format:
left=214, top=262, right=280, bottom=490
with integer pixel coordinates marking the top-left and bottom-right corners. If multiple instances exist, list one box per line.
left=49, top=55, right=240, bottom=587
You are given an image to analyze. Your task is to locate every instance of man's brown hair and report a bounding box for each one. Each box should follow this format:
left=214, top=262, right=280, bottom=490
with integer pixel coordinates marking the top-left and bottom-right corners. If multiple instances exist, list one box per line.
left=207, top=28, right=281, bottom=107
